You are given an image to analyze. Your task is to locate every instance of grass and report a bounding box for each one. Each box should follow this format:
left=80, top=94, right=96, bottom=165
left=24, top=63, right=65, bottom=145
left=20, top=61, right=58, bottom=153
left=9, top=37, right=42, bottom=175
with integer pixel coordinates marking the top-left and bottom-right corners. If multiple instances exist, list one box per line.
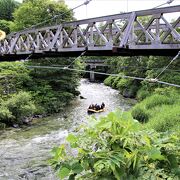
left=145, top=104, right=180, bottom=132
left=131, top=92, right=180, bottom=132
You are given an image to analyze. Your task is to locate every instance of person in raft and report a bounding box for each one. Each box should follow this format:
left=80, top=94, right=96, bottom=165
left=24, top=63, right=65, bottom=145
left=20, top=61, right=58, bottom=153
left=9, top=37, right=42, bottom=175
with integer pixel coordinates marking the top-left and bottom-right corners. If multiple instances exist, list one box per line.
left=88, top=103, right=105, bottom=110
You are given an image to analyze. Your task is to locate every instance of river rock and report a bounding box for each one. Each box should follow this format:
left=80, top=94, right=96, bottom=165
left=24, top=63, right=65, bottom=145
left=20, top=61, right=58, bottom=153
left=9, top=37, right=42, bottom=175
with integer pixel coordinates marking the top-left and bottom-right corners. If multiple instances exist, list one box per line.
left=33, top=114, right=43, bottom=118
left=12, top=124, right=19, bottom=128
left=23, top=117, right=34, bottom=125
left=80, top=95, right=86, bottom=99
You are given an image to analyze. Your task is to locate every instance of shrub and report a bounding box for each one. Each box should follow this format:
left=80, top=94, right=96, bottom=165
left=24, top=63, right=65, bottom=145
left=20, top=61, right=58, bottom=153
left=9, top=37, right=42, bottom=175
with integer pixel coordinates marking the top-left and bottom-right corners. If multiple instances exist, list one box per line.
left=0, top=91, right=36, bottom=125
left=50, top=110, right=180, bottom=180
left=116, top=78, right=133, bottom=90
left=0, top=106, right=14, bottom=125
left=0, top=20, right=13, bottom=34
left=136, top=88, right=151, bottom=101
left=132, top=92, right=180, bottom=132
left=104, top=76, right=116, bottom=86
left=144, top=94, right=174, bottom=109
left=131, top=105, right=149, bottom=123
left=0, top=122, right=6, bottom=129
left=146, top=104, right=180, bottom=132
left=112, top=76, right=121, bottom=89
left=122, top=84, right=139, bottom=98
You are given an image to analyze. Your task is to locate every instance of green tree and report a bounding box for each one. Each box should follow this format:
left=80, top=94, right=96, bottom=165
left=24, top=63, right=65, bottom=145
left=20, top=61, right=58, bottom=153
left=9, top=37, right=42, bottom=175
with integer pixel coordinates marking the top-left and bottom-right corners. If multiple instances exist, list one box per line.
left=0, top=0, right=20, bottom=21
left=0, top=20, right=14, bottom=34
left=4, top=0, right=80, bottom=115
left=0, top=62, right=32, bottom=98
left=0, top=91, right=36, bottom=125
left=11, top=0, right=73, bottom=31
left=27, top=57, right=80, bottom=114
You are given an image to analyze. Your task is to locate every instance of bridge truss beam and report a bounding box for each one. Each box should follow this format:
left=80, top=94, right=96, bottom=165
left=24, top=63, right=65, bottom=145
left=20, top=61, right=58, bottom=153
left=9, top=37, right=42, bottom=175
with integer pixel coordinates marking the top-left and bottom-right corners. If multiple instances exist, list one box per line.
left=0, top=5, right=180, bottom=60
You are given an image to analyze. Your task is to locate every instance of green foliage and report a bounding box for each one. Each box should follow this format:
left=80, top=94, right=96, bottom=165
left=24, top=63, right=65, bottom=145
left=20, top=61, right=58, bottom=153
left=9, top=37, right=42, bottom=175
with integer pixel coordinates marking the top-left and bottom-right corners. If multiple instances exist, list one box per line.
left=11, top=0, right=73, bottom=31
left=0, top=106, right=14, bottom=125
left=131, top=105, right=149, bottom=123
left=132, top=92, right=180, bottom=131
left=50, top=110, right=180, bottom=179
left=104, top=55, right=180, bottom=98
left=136, top=88, right=151, bottom=101
left=0, top=91, right=36, bottom=125
left=27, top=57, right=80, bottom=114
left=143, top=94, right=175, bottom=109
left=0, top=59, right=80, bottom=125
left=0, top=0, right=20, bottom=21
left=146, top=104, right=180, bottom=132
left=154, top=87, right=180, bottom=96
left=104, top=56, right=148, bottom=97
left=0, top=62, right=32, bottom=98
left=0, top=20, right=14, bottom=34
left=145, top=56, right=180, bottom=89
left=104, top=75, right=116, bottom=86
left=112, top=77, right=122, bottom=89
left=116, top=78, right=132, bottom=90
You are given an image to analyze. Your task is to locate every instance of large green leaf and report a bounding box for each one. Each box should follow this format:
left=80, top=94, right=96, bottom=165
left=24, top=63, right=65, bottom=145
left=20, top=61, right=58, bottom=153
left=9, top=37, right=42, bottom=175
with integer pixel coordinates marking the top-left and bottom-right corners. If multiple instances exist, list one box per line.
left=148, top=148, right=166, bottom=161
left=71, top=162, right=83, bottom=174
left=58, top=167, right=71, bottom=179
left=66, top=134, right=78, bottom=148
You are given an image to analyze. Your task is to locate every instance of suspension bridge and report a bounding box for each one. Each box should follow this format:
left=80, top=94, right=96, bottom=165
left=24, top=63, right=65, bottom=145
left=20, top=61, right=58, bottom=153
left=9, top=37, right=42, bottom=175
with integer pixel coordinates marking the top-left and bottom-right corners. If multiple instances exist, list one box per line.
left=0, top=5, right=179, bottom=61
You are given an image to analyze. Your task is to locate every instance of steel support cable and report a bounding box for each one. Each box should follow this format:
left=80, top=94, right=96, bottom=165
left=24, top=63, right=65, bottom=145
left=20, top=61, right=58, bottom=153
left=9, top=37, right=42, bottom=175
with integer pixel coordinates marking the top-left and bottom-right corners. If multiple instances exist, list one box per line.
left=66, top=51, right=86, bottom=68
left=24, top=54, right=32, bottom=61
left=30, top=62, right=180, bottom=72
left=155, top=51, right=180, bottom=80
left=83, top=63, right=180, bottom=72
left=26, top=65, right=180, bottom=88
left=156, top=80, right=180, bottom=88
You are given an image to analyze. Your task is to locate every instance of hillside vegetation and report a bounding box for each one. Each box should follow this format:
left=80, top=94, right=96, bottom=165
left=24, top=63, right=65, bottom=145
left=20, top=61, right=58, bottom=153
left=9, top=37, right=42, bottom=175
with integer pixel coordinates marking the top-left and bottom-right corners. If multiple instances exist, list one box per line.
left=50, top=55, right=180, bottom=179
left=0, top=0, right=81, bottom=128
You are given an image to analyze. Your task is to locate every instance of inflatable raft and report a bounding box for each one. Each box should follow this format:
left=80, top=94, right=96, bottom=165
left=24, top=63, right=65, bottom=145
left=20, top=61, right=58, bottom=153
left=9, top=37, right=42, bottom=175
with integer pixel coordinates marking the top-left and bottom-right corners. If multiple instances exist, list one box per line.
left=87, top=108, right=105, bottom=114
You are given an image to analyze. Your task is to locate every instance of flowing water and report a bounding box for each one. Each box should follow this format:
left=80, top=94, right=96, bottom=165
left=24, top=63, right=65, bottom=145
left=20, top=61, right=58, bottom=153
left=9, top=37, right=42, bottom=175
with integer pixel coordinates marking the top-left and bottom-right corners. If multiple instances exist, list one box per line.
left=0, top=79, right=136, bottom=180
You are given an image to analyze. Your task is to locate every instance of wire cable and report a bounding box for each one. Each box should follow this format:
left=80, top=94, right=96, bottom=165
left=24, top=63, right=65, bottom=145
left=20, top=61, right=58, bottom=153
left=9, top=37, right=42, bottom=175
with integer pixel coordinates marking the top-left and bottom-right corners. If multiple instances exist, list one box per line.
left=83, top=62, right=180, bottom=72
left=26, top=65, right=180, bottom=88
left=155, top=51, right=180, bottom=79
left=65, top=51, right=86, bottom=68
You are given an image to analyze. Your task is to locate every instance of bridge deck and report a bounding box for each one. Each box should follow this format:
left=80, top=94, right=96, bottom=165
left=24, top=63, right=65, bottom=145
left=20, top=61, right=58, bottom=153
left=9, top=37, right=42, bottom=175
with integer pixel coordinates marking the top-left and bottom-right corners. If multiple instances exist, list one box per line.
left=0, top=5, right=179, bottom=60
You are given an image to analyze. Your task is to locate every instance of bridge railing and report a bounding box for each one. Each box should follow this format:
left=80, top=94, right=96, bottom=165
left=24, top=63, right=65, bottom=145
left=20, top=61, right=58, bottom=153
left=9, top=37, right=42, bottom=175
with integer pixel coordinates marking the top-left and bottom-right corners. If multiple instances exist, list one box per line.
left=0, top=5, right=179, bottom=56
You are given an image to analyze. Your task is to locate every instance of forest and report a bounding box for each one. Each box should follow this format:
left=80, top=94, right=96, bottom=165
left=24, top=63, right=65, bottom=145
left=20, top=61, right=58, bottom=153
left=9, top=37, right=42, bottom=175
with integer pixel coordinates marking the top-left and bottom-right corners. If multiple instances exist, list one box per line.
left=0, top=0, right=179, bottom=179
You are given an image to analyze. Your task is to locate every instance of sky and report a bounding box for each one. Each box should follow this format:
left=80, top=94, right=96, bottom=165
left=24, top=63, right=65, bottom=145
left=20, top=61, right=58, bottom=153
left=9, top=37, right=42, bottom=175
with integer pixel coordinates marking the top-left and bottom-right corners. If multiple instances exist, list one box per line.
left=16, top=0, right=180, bottom=20
left=65, top=0, right=180, bottom=20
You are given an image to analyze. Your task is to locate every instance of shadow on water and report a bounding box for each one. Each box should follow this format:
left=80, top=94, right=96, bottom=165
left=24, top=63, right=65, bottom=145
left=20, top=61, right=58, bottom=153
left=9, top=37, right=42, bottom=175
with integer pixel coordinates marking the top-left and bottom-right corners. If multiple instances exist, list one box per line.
left=0, top=79, right=136, bottom=179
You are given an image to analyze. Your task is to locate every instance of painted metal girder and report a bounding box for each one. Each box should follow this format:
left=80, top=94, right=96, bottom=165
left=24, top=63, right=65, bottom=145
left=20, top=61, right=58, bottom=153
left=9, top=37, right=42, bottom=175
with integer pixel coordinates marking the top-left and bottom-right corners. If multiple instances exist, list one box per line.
left=0, top=5, right=180, bottom=60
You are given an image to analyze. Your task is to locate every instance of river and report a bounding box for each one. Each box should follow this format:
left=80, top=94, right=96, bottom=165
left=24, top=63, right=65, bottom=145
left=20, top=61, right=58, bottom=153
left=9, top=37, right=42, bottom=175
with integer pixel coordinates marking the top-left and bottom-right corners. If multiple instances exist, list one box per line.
left=0, top=79, right=136, bottom=180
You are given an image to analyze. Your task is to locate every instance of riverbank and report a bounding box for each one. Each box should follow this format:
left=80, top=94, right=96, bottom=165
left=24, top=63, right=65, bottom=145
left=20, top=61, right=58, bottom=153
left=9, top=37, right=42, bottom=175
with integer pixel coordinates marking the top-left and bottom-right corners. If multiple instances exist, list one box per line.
left=0, top=79, right=135, bottom=179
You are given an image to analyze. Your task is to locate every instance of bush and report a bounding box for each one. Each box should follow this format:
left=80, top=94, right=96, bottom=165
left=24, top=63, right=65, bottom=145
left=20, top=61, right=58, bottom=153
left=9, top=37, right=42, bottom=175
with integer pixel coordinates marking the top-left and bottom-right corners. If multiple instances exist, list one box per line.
left=131, top=105, right=149, bottom=123
left=0, top=20, right=13, bottom=34
left=111, top=76, right=121, bottom=89
left=0, top=61, right=32, bottom=96
left=116, top=78, right=132, bottom=90
left=0, top=122, right=6, bottom=129
left=136, top=88, right=151, bottom=101
left=50, top=110, right=180, bottom=180
left=144, top=94, right=174, bottom=109
left=131, top=93, right=179, bottom=124
left=104, top=76, right=116, bottom=86
left=0, top=91, right=36, bottom=125
left=146, top=104, right=180, bottom=132
left=0, top=106, right=14, bottom=125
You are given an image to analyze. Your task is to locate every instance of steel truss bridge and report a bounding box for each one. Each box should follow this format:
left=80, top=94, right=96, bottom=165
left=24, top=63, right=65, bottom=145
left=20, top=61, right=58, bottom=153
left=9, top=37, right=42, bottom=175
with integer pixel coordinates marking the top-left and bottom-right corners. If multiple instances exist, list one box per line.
left=0, top=5, right=180, bottom=60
